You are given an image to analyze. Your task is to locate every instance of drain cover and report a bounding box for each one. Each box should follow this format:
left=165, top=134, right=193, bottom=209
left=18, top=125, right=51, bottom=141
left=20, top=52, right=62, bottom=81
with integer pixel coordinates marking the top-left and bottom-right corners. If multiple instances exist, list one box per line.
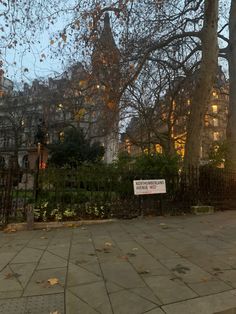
left=0, top=294, right=64, bottom=314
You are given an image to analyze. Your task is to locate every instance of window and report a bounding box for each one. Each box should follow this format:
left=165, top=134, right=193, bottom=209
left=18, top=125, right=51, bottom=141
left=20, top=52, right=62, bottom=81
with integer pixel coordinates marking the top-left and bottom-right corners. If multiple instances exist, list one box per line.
left=59, top=131, right=64, bottom=142
left=155, top=144, right=163, bottom=154
left=125, top=139, right=131, bottom=154
left=213, top=132, right=220, bottom=141
left=0, top=156, right=5, bottom=168
left=213, top=118, right=219, bottom=127
left=212, top=105, right=218, bottom=113
left=212, top=91, right=219, bottom=99
left=3, top=137, right=9, bottom=147
left=205, top=115, right=209, bottom=126
left=22, top=155, right=29, bottom=169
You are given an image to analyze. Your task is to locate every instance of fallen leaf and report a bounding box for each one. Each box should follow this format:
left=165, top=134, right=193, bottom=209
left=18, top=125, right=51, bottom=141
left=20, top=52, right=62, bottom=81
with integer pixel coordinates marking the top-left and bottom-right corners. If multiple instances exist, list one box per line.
left=40, top=236, right=48, bottom=239
left=47, top=278, right=59, bottom=286
left=201, top=277, right=209, bottom=282
left=4, top=228, right=17, bottom=233
left=5, top=272, right=21, bottom=279
left=120, top=255, right=128, bottom=261
left=50, top=311, right=60, bottom=314
left=105, top=242, right=112, bottom=247
left=67, top=224, right=75, bottom=228
left=95, top=248, right=102, bottom=252
left=137, top=269, right=150, bottom=275
left=127, top=252, right=136, bottom=257
left=161, top=225, right=169, bottom=229
left=132, top=248, right=138, bottom=251
left=103, top=247, right=112, bottom=253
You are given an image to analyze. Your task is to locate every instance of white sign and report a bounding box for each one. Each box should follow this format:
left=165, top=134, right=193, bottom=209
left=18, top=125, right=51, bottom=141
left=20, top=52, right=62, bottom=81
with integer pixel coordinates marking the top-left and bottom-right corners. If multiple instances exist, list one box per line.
left=133, top=179, right=166, bottom=195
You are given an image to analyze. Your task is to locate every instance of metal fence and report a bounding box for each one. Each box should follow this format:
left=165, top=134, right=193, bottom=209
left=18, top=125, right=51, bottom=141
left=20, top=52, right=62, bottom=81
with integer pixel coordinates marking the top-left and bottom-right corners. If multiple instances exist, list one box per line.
left=0, top=168, right=34, bottom=225
left=1, top=166, right=236, bottom=225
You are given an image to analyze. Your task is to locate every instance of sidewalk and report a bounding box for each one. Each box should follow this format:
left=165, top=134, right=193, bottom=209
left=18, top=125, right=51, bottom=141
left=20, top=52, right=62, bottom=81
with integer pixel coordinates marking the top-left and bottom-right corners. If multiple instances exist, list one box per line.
left=1, top=211, right=236, bottom=313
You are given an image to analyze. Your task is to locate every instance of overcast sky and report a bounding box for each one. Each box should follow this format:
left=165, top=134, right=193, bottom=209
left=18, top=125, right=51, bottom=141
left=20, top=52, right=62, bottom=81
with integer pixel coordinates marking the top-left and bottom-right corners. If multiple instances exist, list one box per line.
left=2, top=0, right=230, bottom=88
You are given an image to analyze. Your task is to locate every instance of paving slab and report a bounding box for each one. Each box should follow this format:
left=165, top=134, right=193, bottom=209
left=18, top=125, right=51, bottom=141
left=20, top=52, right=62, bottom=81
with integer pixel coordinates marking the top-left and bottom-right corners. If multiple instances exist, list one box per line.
left=69, top=281, right=112, bottom=314
left=144, top=275, right=197, bottom=303
left=23, top=267, right=66, bottom=296
left=67, top=263, right=102, bottom=287
left=162, top=290, right=236, bottom=314
left=1, top=211, right=236, bottom=313
left=109, top=289, right=157, bottom=314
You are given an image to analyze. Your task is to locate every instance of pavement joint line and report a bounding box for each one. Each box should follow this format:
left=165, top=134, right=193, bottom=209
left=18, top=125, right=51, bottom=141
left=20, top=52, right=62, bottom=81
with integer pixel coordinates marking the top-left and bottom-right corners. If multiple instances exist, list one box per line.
left=90, top=225, right=115, bottom=314
left=1, top=229, right=39, bottom=271
left=130, top=220, right=236, bottom=294
left=0, top=229, right=45, bottom=296
left=105, top=222, right=163, bottom=305
left=3, top=212, right=236, bottom=313
left=63, top=228, right=73, bottom=314
left=118, top=222, right=174, bottom=300
left=68, top=260, right=102, bottom=278
left=158, top=288, right=236, bottom=307
left=67, top=283, right=101, bottom=314
left=43, top=248, right=69, bottom=263
left=7, top=263, right=24, bottom=291
left=21, top=229, right=61, bottom=297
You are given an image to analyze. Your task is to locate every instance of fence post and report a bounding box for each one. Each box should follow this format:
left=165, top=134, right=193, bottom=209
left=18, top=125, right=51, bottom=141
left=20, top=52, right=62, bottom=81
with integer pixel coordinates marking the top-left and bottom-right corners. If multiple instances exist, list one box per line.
left=3, top=166, right=13, bottom=225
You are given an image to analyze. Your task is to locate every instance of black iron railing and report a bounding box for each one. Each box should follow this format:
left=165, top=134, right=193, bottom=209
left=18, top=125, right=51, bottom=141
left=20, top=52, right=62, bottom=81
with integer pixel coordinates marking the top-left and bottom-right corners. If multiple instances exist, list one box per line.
left=1, top=165, right=236, bottom=225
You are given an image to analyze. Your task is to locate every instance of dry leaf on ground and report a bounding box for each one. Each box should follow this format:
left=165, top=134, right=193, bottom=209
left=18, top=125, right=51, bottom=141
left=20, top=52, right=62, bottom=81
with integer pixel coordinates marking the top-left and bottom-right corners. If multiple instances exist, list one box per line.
left=104, top=242, right=112, bottom=247
left=127, top=252, right=136, bottom=257
left=4, top=228, right=17, bottom=233
left=137, top=269, right=150, bottom=275
left=5, top=272, right=21, bottom=279
left=120, top=255, right=128, bottom=261
left=47, top=278, right=59, bottom=286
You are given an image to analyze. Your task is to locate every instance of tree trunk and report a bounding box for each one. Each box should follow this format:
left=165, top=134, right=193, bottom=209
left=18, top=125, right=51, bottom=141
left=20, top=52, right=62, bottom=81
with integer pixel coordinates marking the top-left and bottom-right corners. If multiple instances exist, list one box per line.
left=226, top=1, right=236, bottom=170
left=184, top=0, right=219, bottom=169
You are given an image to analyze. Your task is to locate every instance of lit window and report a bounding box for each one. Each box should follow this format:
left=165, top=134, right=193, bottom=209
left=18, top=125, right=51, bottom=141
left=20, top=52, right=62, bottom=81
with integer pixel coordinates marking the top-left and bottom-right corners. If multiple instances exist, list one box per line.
left=212, top=91, right=219, bottom=99
left=212, top=105, right=218, bottom=113
left=213, top=132, right=220, bottom=141
left=174, top=141, right=185, bottom=157
left=187, top=99, right=191, bottom=105
left=155, top=144, right=163, bottom=154
left=205, top=115, right=209, bottom=126
left=59, top=131, right=64, bottom=142
left=213, top=118, right=219, bottom=127
left=125, top=139, right=131, bottom=154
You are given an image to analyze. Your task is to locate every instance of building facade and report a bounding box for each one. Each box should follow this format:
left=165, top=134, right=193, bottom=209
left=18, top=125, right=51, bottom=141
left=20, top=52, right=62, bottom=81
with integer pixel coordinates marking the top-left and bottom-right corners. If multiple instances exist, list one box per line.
left=122, top=67, right=229, bottom=164
left=0, top=13, right=121, bottom=169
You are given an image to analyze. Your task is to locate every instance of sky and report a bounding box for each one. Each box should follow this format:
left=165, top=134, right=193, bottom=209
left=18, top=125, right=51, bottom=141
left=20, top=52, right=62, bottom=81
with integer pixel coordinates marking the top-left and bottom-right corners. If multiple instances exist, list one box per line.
left=1, top=0, right=231, bottom=88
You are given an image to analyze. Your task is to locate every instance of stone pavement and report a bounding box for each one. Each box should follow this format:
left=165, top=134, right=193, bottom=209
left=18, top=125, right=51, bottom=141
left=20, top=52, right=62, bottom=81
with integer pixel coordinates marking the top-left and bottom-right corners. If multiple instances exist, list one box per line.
left=2, top=211, right=236, bottom=313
